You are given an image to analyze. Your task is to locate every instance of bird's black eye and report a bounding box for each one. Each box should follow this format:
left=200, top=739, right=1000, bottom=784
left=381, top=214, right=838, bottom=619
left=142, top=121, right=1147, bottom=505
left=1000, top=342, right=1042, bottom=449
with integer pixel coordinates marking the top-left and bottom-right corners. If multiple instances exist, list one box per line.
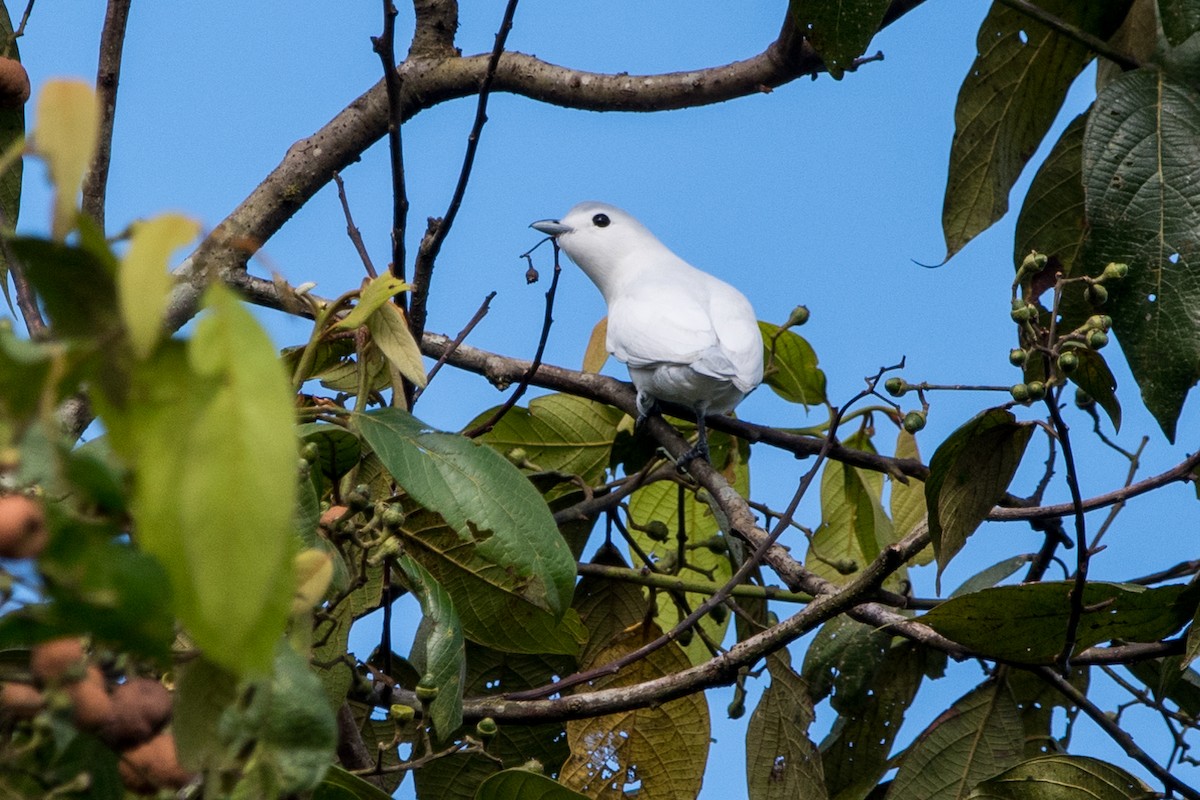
left=592, top=213, right=611, bottom=228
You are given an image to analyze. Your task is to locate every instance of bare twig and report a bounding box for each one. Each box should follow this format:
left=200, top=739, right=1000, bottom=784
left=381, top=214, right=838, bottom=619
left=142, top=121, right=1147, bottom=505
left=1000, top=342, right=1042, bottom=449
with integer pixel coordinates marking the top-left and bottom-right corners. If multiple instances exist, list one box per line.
left=9, top=258, right=46, bottom=338
left=462, top=248, right=557, bottom=437
left=332, top=171, right=378, bottom=279
left=1044, top=395, right=1090, bottom=673
left=408, top=0, right=521, bottom=345
left=1037, top=666, right=1200, bottom=800
left=81, top=0, right=133, bottom=231
left=411, top=290, right=495, bottom=402
left=10, top=0, right=34, bottom=42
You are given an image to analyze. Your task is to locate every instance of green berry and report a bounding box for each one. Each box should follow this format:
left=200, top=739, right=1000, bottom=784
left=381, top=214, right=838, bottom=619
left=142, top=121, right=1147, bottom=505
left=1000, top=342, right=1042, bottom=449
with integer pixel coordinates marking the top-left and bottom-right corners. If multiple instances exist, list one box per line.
left=784, top=305, right=810, bottom=328
left=1026, top=381, right=1047, bottom=401
left=415, top=682, right=439, bottom=703
left=708, top=604, right=729, bottom=624
left=1010, top=383, right=1031, bottom=403
left=1057, top=351, right=1079, bottom=373
left=390, top=704, right=416, bottom=722
left=1102, top=262, right=1129, bottom=281
left=1008, top=348, right=1027, bottom=366
left=1074, top=389, right=1095, bottom=409
left=475, top=717, right=498, bottom=738
left=381, top=504, right=406, bottom=529
left=1086, top=284, right=1108, bottom=306
left=644, top=521, right=670, bottom=543
left=883, top=377, right=907, bottom=397
left=301, top=442, right=320, bottom=463
left=1088, top=330, right=1109, bottom=350
left=902, top=410, right=926, bottom=433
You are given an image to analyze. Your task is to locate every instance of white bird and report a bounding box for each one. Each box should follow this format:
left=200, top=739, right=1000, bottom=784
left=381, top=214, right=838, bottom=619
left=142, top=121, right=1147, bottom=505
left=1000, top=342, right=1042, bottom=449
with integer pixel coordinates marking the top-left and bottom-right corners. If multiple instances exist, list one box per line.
left=531, top=201, right=763, bottom=463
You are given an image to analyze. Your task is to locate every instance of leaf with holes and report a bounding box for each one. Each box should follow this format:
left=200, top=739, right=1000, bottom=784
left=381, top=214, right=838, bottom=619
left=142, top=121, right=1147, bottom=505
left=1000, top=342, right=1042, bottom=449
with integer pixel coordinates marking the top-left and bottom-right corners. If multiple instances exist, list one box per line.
left=788, top=0, right=889, bottom=79
left=746, top=653, right=826, bottom=800
left=1083, top=67, right=1200, bottom=440
left=966, top=754, right=1154, bottom=798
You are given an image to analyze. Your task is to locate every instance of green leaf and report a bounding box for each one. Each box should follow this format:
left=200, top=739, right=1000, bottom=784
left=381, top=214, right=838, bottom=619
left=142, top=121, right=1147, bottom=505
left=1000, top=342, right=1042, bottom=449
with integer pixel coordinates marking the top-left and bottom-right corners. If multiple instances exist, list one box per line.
left=336, top=274, right=413, bottom=330
left=174, top=656, right=240, bottom=773
left=887, top=680, right=1023, bottom=800
left=627, top=439, right=746, bottom=664
left=801, top=616, right=891, bottom=712
left=1127, top=656, right=1200, bottom=716
left=1013, top=113, right=1088, bottom=282
left=819, top=642, right=929, bottom=798
left=1160, top=0, right=1200, bottom=46
left=922, top=582, right=1196, bottom=664
left=966, top=754, right=1155, bottom=799
left=220, top=642, right=339, bottom=795
left=32, top=79, right=99, bottom=239
left=98, top=284, right=297, bottom=676
left=397, top=555, right=465, bottom=739
left=950, top=554, right=1033, bottom=598
left=891, top=429, right=932, bottom=565
left=1083, top=68, right=1200, bottom=440
left=355, top=407, right=575, bottom=618
left=1065, top=347, right=1121, bottom=431
left=476, top=769, right=589, bottom=800
left=926, top=408, right=1034, bottom=589
left=314, top=766, right=396, bottom=800
left=746, top=654, right=827, bottom=800
left=0, top=321, right=58, bottom=422
left=365, top=301, right=427, bottom=387
left=470, top=392, right=624, bottom=485
left=1005, top=667, right=1088, bottom=758
left=943, top=1, right=1130, bottom=258
left=788, top=0, right=889, bottom=79
left=11, top=236, right=120, bottom=341
left=760, top=321, right=827, bottom=406
left=297, top=422, right=362, bottom=483
left=118, top=213, right=200, bottom=359
left=397, top=506, right=585, bottom=655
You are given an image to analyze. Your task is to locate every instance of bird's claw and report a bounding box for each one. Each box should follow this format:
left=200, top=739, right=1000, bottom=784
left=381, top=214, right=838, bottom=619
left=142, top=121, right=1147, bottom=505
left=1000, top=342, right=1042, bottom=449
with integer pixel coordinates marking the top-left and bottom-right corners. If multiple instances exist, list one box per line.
left=675, top=441, right=710, bottom=471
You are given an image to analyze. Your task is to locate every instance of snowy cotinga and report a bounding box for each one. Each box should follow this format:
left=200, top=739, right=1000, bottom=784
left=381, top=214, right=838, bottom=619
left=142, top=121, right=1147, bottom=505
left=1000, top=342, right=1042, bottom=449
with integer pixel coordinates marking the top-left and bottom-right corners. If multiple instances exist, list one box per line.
left=531, top=201, right=763, bottom=463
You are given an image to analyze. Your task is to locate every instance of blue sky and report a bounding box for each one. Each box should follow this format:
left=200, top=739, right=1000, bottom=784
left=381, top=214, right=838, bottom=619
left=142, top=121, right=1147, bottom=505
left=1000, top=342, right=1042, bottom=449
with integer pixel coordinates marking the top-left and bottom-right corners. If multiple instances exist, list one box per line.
left=13, top=1, right=1200, bottom=797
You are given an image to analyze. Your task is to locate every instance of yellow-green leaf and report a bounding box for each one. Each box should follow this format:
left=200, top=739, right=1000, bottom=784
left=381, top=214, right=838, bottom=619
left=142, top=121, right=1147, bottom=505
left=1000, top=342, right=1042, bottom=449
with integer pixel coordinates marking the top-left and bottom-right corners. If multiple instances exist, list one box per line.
left=33, top=79, right=99, bottom=239
left=364, top=301, right=427, bottom=387
left=119, top=213, right=201, bottom=359
left=582, top=316, right=609, bottom=373
left=336, top=274, right=412, bottom=330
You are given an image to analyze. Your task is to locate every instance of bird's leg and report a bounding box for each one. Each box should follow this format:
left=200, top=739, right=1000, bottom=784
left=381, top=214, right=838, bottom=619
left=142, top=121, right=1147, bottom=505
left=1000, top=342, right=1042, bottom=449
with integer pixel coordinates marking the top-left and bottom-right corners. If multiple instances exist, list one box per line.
left=677, top=405, right=711, bottom=468
left=634, top=390, right=659, bottom=430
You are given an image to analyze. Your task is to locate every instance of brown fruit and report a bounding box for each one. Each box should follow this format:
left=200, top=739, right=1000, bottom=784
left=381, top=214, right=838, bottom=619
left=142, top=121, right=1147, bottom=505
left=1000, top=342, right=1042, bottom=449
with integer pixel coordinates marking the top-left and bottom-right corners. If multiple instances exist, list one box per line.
left=101, top=678, right=171, bottom=746
left=0, top=494, right=48, bottom=559
left=0, top=57, right=29, bottom=109
left=30, top=637, right=85, bottom=685
left=118, top=731, right=194, bottom=793
left=0, top=681, right=44, bottom=718
left=319, top=504, right=349, bottom=527
left=68, top=666, right=115, bottom=731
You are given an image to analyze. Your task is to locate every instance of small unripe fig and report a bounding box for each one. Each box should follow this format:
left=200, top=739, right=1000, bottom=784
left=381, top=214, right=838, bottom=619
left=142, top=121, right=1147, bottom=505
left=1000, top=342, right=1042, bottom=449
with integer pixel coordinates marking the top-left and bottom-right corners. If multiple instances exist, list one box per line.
left=381, top=504, right=406, bottom=529
left=415, top=682, right=439, bottom=703
left=1074, top=389, right=1095, bottom=409
left=902, top=410, right=926, bottom=433
left=1102, top=262, right=1129, bottom=281
left=506, top=447, right=528, bottom=464
left=784, top=305, right=810, bottom=328
left=1008, top=348, right=1027, bottom=366
left=475, top=717, right=498, bottom=738
left=1010, top=383, right=1031, bottom=403
left=1057, top=351, right=1079, bottom=373
left=300, top=442, right=320, bottom=463
left=1085, top=284, right=1108, bottom=306
left=345, top=486, right=370, bottom=511
left=708, top=603, right=729, bottom=624
left=644, top=520, right=670, bottom=543
left=883, top=377, right=907, bottom=397
left=389, top=703, right=416, bottom=723
left=1025, top=381, right=1047, bottom=401
left=1088, top=330, right=1109, bottom=350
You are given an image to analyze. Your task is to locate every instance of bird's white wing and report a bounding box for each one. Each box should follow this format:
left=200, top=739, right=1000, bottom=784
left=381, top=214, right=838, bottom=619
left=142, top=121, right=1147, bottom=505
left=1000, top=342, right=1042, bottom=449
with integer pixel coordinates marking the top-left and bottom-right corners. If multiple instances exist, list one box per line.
left=606, top=271, right=761, bottom=390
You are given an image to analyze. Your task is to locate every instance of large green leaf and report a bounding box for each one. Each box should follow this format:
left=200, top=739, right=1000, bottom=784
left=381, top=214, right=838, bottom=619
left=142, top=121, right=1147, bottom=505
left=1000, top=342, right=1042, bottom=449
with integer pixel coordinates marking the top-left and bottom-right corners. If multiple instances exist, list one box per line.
left=760, top=321, right=827, bottom=407
left=926, top=408, right=1034, bottom=589
left=98, top=285, right=297, bottom=675
left=1160, top=0, right=1200, bottom=46
left=314, top=766, right=396, bottom=800
left=921, top=582, right=1196, bottom=664
left=746, top=653, right=826, bottom=800
left=470, top=392, right=624, bottom=485
left=397, top=506, right=585, bottom=655
left=1005, top=667, right=1088, bottom=758
left=1013, top=113, right=1088, bottom=282
left=966, top=755, right=1154, bottom=799
left=397, top=555, right=465, bottom=739
left=788, top=0, right=889, bottom=79
left=887, top=680, right=1023, bottom=800
left=476, top=770, right=589, bottom=800
left=356, top=407, right=575, bottom=617
left=801, top=616, right=891, bottom=713
left=1083, top=67, right=1200, bottom=440
left=943, top=0, right=1130, bottom=258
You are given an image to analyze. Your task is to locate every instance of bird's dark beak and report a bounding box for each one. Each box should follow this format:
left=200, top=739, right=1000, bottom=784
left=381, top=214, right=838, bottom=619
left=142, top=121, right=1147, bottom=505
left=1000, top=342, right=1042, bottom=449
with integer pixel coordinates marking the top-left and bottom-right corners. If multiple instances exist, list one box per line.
left=530, top=219, right=571, bottom=236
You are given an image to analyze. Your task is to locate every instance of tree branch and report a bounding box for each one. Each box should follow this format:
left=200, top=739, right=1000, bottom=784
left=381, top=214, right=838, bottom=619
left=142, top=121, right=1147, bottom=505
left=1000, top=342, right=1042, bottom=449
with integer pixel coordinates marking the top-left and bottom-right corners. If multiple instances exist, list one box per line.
left=81, top=0, right=132, bottom=231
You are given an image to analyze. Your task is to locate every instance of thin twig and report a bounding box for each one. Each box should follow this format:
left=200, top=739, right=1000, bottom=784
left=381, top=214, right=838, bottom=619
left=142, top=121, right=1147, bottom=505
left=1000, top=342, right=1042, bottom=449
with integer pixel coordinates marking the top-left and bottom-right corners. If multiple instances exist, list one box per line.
left=411, top=290, right=495, bottom=402
left=463, top=249, right=558, bottom=438
left=332, top=171, right=378, bottom=279
left=370, top=0, right=408, bottom=293
left=1045, top=395, right=1089, bottom=673
left=81, top=0, right=132, bottom=231
left=9, top=259, right=45, bottom=338
left=995, top=0, right=1143, bottom=71
left=407, top=0, right=521, bottom=344
left=1037, top=666, right=1200, bottom=800
left=10, top=0, right=34, bottom=42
